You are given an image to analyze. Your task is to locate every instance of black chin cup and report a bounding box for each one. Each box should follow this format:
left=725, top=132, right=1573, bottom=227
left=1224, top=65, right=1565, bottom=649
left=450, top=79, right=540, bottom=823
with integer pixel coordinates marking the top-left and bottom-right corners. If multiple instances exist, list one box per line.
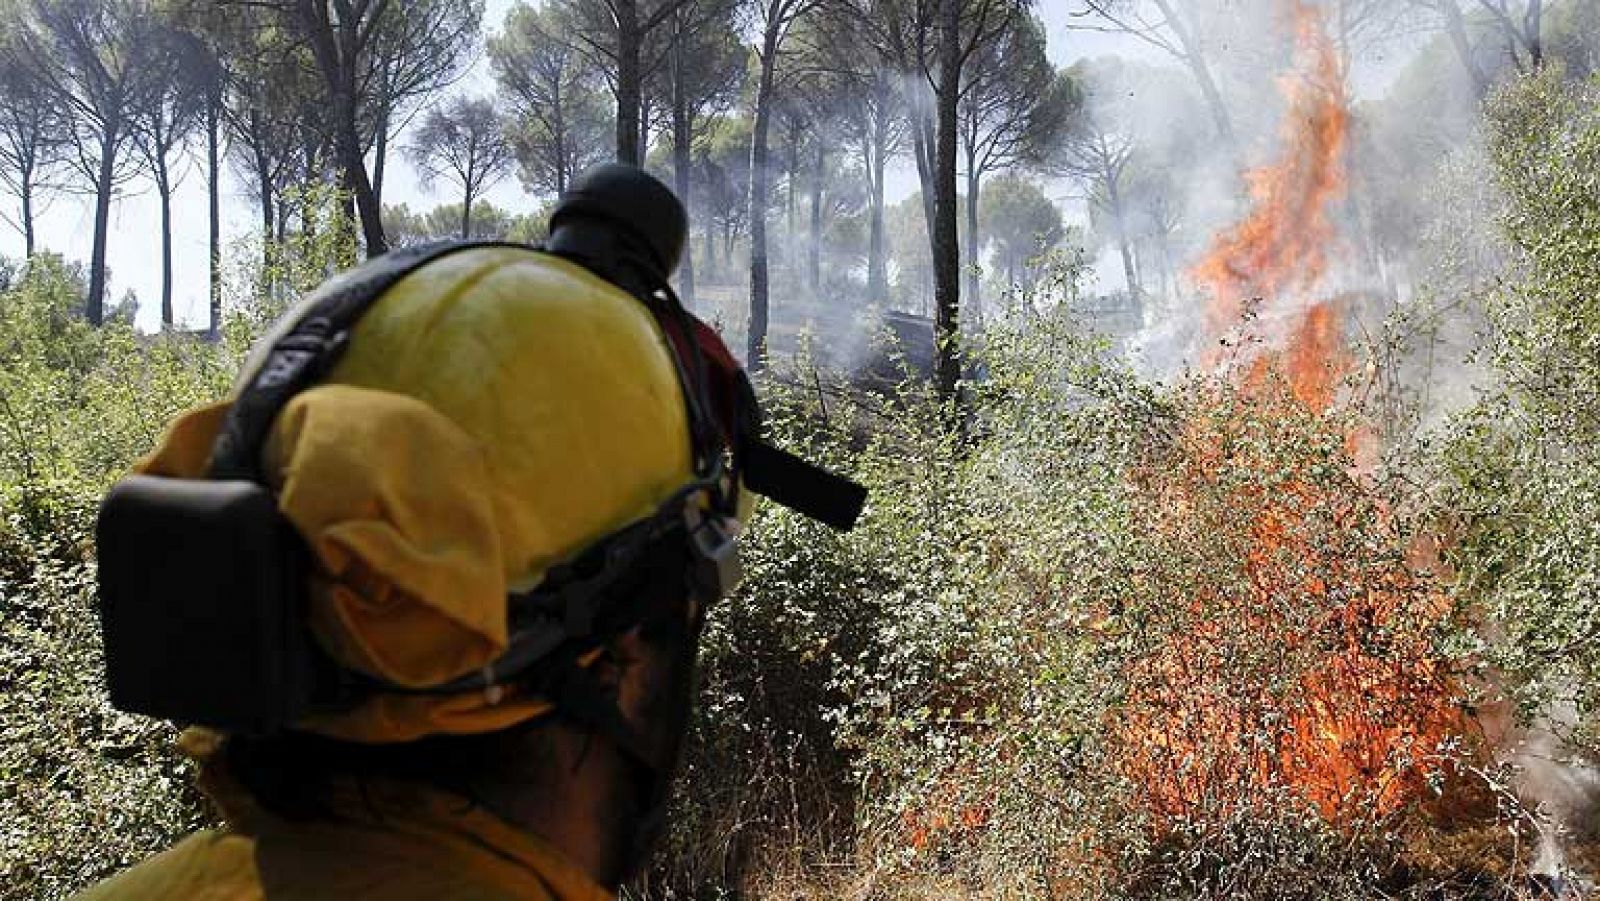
left=687, top=510, right=741, bottom=605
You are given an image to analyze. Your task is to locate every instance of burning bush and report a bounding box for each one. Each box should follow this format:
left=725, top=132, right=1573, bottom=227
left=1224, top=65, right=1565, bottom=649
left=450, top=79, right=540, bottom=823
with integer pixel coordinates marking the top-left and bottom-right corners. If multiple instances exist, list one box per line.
left=724, top=297, right=1504, bottom=899
left=1114, top=358, right=1465, bottom=830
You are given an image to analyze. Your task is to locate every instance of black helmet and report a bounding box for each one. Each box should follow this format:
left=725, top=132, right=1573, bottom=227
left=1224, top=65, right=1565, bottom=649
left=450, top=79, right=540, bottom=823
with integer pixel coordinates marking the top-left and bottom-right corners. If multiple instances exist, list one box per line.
left=548, top=163, right=687, bottom=280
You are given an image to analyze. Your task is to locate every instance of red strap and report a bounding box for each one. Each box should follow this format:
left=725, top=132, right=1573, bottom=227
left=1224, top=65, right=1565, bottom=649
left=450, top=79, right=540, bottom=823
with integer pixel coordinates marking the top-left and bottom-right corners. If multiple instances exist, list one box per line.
left=657, top=312, right=744, bottom=452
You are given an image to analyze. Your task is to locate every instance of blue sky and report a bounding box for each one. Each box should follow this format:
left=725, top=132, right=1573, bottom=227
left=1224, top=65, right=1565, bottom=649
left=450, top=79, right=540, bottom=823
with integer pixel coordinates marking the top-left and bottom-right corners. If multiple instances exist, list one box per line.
left=0, top=0, right=1111, bottom=332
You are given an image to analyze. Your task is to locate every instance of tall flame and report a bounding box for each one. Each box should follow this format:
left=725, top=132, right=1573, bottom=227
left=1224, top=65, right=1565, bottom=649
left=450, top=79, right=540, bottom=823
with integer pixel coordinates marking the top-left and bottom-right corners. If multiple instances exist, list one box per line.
left=1192, top=0, right=1351, bottom=363
left=1116, top=0, right=1461, bottom=828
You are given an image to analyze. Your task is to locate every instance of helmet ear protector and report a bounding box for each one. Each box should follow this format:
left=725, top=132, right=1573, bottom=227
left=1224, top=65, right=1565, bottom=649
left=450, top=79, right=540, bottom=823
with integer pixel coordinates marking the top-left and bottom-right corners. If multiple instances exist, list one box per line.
left=96, top=221, right=865, bottom=736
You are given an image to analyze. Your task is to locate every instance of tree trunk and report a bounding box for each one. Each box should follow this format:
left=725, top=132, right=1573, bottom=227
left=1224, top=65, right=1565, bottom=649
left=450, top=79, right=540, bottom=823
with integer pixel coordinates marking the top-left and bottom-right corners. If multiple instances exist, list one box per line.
left=304, top=10, right=386, bottom=257
left=639, top=93, right=652, bottom=160
left=746, top=20, right=780, bottom=371
left=156, top=156, right=174, bottom=329
left=20, top=172, right=34, bottom=259
left=704, top=215, right=716, bottom=279
left=1440, top=1, right=1488, bottom=94
left=339, top=122, right=385, bottom=256
left=1526, top=0, right=1544, bottom=68
left=867, top=117, right=889, bottom=306
left=964, top=163, right=980, bottom=313
left=672, top=47, right=696, bottom=307
left=616, top=3, right=643, bottom=165
left=256, top=143, right=276, bottom=292
left=87, top=130, right=119, bottom=327
left=553, top=74, right=570, bottom=197
left=1159, top=232, right=1176, bottom=301
left=785, top=120, right=800, bottom=240
left=1151, top=0, right=1235, bottom=149
left=208, top=105, right=223, bottom=336
left=1105, top=178, right=1139, bottom=299
left=932, top=0, right=962, bottom=405
left=808, top=139, right=823, bottom=297
left=373, top=107, right=390, bottom=208
left=911, top=110, right=936, bottom=236
left=461, top=190, right=473, bottom=239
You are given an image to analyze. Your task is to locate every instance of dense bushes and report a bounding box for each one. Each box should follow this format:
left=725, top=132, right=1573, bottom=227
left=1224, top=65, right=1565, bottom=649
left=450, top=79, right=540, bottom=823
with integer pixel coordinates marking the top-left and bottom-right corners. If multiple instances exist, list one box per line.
left=1439, top=70, right=1600, bottom=751
left=0, top=257, right=1543, bottom=899
left=0, top=258, right=232, bottom=895
left=0, top=485, right=210, bottom=897
left=656, top=296, right=1499, bottom=897
left=644, top=312, right=1152, bottom=896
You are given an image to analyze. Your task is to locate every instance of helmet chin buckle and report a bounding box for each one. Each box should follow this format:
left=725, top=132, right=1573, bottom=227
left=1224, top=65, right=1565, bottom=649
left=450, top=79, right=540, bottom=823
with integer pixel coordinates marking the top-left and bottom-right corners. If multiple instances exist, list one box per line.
left=689, top=514, right=742, bottom=602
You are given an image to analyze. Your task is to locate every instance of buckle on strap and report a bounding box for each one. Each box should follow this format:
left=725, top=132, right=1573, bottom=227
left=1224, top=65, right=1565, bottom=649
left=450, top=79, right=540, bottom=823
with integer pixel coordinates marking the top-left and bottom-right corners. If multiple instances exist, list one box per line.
left=690, top=516, right=742, bottom=601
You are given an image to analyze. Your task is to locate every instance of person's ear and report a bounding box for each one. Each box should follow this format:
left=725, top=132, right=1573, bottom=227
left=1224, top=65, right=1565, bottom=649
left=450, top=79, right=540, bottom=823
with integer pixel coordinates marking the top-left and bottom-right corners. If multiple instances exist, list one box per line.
left=585, top=641, right=628, bottom=697
left=610, top=619, right=699, bottom=732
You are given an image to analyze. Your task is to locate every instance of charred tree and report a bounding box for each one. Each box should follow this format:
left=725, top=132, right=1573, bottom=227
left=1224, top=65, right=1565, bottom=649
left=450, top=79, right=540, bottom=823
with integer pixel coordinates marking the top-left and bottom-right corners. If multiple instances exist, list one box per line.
left=931, top=0, right=962, bottom=404
left=746, top=0, right=824, bottom=371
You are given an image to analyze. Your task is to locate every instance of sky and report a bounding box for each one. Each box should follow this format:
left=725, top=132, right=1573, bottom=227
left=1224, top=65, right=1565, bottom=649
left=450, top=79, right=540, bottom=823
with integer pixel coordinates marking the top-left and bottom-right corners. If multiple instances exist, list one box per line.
left=0, top=0, right=1124, bottom=332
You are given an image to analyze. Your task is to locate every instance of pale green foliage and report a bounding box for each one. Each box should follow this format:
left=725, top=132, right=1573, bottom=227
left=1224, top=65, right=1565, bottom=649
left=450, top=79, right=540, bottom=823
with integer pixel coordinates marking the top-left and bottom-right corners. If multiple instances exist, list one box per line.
left=227, top=182, right=361, bottom=336
left=1441, top=69, right=1600, bottom=745
left=0, top=255, right=233, bottom=494
left=829, top=310, right=1152, bottom=892
left=643, top=283, right=1158, bottom=894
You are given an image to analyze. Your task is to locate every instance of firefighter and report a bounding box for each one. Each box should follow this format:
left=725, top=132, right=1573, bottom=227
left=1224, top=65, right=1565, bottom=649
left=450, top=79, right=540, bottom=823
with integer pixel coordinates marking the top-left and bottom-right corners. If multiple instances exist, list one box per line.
left=80, top=164, right=862, bottom=900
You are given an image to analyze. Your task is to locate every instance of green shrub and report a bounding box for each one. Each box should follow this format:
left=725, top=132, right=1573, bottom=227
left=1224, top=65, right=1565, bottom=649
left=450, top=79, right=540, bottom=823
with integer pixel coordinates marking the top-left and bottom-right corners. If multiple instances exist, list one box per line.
left=0, top=483, right=210, bottom=898
left=0, top=255, right=239, bottom=898
left=1440, top=70, right=1600, bottom=748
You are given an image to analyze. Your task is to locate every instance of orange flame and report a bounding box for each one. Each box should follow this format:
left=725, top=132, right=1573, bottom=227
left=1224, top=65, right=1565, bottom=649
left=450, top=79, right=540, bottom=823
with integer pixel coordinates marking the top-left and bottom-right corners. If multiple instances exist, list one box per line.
left=1192, top=0, right=1351, bottom=373
left=1118, top=382, right=1459, bottom=823
left=1118, top=0, right=1462, bottom=829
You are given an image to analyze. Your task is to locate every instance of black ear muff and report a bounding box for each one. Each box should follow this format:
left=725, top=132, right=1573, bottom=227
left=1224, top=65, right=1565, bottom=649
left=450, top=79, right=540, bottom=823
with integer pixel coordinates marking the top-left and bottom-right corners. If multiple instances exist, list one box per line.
left=97, top=475, right=320, bottom=734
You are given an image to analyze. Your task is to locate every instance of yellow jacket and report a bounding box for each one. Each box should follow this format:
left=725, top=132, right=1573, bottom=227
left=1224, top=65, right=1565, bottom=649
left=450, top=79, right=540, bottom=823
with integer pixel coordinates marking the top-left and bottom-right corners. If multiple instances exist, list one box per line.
left=74, top=777, right=611, bottom=901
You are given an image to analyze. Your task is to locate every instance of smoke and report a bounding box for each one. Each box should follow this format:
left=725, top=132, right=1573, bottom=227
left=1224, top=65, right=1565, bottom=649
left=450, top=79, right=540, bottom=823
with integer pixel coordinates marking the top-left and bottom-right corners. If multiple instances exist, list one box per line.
left=1505, top=695, right=1600, bottom=889
left=1078, top=0, right=1504, bottom=394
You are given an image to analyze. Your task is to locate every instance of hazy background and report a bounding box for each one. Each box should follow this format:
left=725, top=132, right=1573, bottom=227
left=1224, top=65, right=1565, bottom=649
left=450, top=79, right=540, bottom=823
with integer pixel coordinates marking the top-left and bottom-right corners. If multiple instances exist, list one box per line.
left=0, top=0, right=1138, bottom=333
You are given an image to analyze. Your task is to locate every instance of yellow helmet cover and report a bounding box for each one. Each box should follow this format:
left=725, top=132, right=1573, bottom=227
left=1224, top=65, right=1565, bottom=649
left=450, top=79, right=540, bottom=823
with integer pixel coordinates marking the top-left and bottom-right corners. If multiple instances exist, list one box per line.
left=140, top=246, right=696, bottom=741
